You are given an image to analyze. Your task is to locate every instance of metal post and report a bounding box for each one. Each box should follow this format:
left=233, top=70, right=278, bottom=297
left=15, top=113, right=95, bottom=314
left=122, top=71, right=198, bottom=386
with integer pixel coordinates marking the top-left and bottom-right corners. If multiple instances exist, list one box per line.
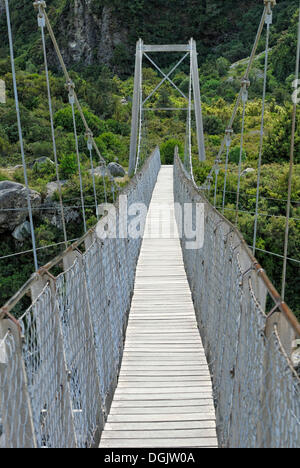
left=190, top=38, right=206, bottom=161
left=129, top=39, right=143, bottom=176
left=63, top=250, right=104, bottom=446
left=281, top=2, right=300, bottom=300
left=30, top=274, right=78, bottom=448
left=0, top=317, right=37, bottom=448
left=5, top=0, right=38, bottom=271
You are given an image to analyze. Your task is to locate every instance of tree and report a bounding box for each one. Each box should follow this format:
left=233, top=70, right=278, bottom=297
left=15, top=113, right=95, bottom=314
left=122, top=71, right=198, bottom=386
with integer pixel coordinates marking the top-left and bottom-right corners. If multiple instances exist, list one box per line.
left=160, top=139, right=183, bottom=165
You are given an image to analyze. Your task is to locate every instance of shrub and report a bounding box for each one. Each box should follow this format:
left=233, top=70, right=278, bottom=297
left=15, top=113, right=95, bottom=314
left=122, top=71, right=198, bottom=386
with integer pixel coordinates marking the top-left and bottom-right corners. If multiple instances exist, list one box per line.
left=54, top=106, right=105, bottom=137
left=95, top=132, right=127, bottom=163
left=203, top=115, right=225, bottom=135
left=32, top=158, right=56, bottom=179
left=59, top=153, right=78, bottom=179
left=0, top=170, right=9, bottom=181
left=216, top=57, right=230, bottom=76
left=160, top=139, right=184, bottom=165
left=229, top=146, right=247, bottom=164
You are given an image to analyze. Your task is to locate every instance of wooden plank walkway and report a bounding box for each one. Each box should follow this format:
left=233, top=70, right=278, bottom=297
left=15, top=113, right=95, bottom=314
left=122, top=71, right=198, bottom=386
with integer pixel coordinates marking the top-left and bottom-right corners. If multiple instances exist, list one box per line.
left=99, top=166, right=217, bottom=448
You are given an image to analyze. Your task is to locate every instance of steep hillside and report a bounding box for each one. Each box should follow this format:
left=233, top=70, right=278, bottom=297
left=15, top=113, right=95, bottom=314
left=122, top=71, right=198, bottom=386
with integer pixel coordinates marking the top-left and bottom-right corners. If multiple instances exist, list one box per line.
left=0, top=0, right=298, bottom=77
left=0, top=1, right=299, bottom=318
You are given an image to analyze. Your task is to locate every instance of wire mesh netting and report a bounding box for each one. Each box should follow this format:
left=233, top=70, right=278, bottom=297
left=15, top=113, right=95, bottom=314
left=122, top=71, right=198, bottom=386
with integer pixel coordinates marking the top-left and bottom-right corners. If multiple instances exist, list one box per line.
left=174, top=153, right=300, bottom=448
left=0, top=148, right=161, bottom=448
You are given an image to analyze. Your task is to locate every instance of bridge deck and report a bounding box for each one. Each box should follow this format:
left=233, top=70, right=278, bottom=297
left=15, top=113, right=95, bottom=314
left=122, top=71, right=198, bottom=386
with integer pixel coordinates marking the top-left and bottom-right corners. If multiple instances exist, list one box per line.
left=99, top=166, right=218, bottom=448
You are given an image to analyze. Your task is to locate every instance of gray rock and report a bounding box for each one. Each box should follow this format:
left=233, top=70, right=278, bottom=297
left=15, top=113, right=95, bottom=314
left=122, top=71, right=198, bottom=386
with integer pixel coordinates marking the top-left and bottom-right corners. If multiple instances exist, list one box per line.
left=108, top=162, right=125, bottom=178
left=12, top=221, right=31, bottom=242
left=89, top=166, right=106, bottom=177
left=40, top=202, right=80, bottom=230
left=241, top=168, right=255, bottom=177
left=0, top=181, right=41, bottom=233
left=45, top=181, right=67, bottom=203
left=29, top=157, right=55, bottom=170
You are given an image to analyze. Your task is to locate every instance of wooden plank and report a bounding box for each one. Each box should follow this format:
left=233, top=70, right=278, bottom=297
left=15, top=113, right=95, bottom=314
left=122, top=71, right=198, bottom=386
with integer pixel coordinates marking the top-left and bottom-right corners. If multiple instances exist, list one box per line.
left=111, top=399, right=214, bottom=408
left=107, top=413, right=216, bottom=423
left=125, top=333, right=201, bottom=337
left=123, top=348, right=205, bottom=353
left=125, top=337, right=202, bottom=341
left=117, top=380, right=212, bottom=388
left=112, top=393, right=213, bottom=401
left=109, top=405, right=215, bottom=415
left=119, top=370, right=211, bottom=377
left=105, top=421, right=216, bottom=431
left=120, top=365, right=210, bottom=370
left=99, top=166, right=217, bottom=449
left=101, top=429, right=217, bottom=439
left=123, top=349, right=206, bottom=354
left=121, top=362, right=209, bottom=367
left=100, top=438, right=218, bottom=448
left=114, top=386, right=212, bottom=395
left=126, top=328, right=198, bottom=332
left=118, top=375, right=211, bottom=382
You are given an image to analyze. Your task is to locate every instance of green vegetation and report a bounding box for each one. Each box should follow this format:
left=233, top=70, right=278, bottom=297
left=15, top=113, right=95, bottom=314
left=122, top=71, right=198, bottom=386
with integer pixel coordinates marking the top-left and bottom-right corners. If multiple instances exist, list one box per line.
left=0, top=1, right=299, bottom=319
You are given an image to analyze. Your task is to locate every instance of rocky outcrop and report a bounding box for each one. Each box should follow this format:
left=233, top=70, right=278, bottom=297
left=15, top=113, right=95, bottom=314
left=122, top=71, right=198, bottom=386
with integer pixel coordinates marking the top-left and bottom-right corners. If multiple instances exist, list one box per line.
left=241, top=168, right=255, bottom=177
left=45, top=181, right=67, bottom=202
left=108, top=162, right=125, bottom=177
left=89, top=166, right=106, bottom=177
left=38, top=181, right=79, bottom=230
left=52, top=1, right=128, bottom=69
left=41, top=201, right=80, bottom=230
left=28, top=157, right=55, bottom=170
left=0, top=181, right=41, bottom=233
left=12, top=221, right=31, bottom=242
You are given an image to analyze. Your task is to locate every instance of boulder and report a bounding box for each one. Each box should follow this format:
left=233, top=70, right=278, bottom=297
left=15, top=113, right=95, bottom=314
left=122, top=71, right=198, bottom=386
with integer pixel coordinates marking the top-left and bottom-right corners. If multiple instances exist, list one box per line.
left=45, top=180, right=67, bottom=203
left=0, top=181, right=41, bottom=233
left=29, top=157, right=55, bottom=169
left=42, top=181, right=80, bottom=230
left=12, top=221, right=31, bottom=242
left=40, top=201, right=80, bottom=230
left=108, top=162, right=125, bottom=178
left=241, top=168, right=255, bottom=177
left=89, top=166, right=106, bottom=177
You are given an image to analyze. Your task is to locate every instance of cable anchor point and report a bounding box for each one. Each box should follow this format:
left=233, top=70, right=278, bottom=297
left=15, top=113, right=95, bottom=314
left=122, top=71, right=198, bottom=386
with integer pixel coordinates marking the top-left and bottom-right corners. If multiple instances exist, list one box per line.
left=66, top=80, right=75, bottom=105
left=85, top=130, right=93, bottom=151
left=225, top=128, right=233, bottom=148
left=241, top=79, right=250, bottom=103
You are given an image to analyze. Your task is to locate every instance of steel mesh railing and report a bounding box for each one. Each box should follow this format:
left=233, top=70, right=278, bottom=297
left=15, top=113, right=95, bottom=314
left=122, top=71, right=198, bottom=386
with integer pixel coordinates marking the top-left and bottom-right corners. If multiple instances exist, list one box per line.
left=0, top=148, right=161, bottom=448
left=174, top=152, right=300, bottom=448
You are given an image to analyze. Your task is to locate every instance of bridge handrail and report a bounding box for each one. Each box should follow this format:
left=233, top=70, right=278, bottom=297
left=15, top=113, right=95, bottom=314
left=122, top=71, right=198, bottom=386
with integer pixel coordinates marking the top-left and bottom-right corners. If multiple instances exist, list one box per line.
left=174, top=149, right=300, bottom=338
left=0, top=147, right=160, bottom=319
left=0, top=147, right=161, bottom=448
left=174, top=149, right=300, bottom=448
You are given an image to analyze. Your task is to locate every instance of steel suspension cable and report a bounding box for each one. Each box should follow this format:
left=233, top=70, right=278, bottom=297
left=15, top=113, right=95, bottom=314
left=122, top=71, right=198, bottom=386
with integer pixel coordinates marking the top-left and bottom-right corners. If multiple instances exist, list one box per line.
left=281, top=2, right=300, bottom=300
left=87, top=133, right=99, bottom=219
left=38, top=9, right=68, bottom=246
left=235, top=81, right=249, bottom=225
left=183, top=110, right=190, bottom=170
left=5, top=0, right=38, bottom=271
left=201, top=4, right=269, bottom=190
left=135, top=41, right=143, bottom=174
left=188, top=43, right=195, bottom=185
left=68, top=82, right=87, bottom=233
left=222, top=129, right=233, bottom=213
left=33, top=2, right=107, bottom=168
left=213, top=155, right=222, bottom=208
left=252, top=9, right=272, bottom=256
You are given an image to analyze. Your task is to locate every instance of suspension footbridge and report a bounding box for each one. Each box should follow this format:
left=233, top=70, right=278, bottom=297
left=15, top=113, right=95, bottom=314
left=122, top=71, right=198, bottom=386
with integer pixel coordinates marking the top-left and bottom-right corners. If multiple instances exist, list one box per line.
left=99, top=166, right=217, bottom=449
left=0, top=0, right=300, bottom=449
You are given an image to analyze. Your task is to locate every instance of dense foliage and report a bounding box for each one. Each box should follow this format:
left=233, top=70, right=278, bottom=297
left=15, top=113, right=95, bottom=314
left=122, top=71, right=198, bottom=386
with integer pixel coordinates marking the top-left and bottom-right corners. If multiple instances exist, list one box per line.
left=0, top=1, right=299, bottom=319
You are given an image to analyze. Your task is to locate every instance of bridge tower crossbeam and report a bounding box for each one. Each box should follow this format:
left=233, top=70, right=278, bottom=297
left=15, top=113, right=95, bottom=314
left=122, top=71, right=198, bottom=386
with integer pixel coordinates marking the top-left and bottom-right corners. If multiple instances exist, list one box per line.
left=129, top=39, right=206, bottom=176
